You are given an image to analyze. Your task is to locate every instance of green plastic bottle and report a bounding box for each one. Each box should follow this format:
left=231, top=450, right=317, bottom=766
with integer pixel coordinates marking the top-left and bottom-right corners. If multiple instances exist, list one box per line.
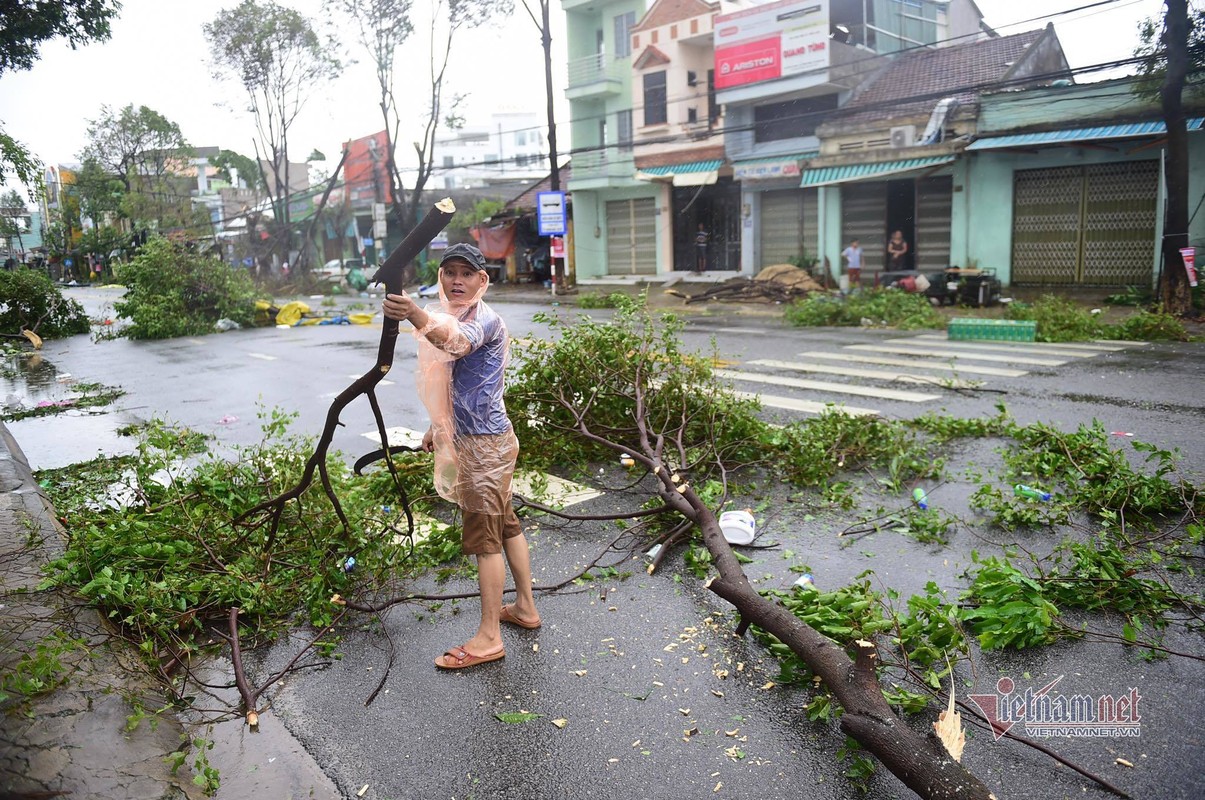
left=1014, top=484, right=1051, bottom=501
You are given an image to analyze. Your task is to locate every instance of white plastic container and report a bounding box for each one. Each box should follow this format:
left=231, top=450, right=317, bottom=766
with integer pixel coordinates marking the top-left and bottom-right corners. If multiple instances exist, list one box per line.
left=718, top=509, right=756, bottom=545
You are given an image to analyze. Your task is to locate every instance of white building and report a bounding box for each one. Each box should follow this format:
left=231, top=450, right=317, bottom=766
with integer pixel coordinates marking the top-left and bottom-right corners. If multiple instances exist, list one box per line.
left=434, top=110, right=550, bottom=189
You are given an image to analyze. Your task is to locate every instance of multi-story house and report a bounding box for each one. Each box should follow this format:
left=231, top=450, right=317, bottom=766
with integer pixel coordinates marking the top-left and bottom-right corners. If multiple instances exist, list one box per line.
left=434, top=110, right=551, bottom=190
left=628, top=0, right=733, bottom=274
left=563, top=0, right=653, bottom=279
left=804, top=23, right=1069, bottom=282
left=563, top=0, right=992, bottom=280
left=720, top=0, right=989, bottom=278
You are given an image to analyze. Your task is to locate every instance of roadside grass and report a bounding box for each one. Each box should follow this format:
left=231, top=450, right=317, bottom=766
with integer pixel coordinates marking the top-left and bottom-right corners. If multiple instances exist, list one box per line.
left=782, top=288, right=1196, bottom=341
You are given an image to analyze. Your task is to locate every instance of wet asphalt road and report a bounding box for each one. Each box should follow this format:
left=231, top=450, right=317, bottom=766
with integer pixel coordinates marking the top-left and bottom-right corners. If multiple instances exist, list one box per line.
left=6, top=286, right=1204, bottom=800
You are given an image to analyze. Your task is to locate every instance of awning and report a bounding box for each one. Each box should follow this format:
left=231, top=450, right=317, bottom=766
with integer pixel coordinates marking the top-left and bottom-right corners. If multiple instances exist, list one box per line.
left=636, top=159, right=724, bottom=186
left=732, top=152, right=817, bottom=181
left=966, top=118, right=1205, bottom=151
left=799, top=155, right=955, bottom=188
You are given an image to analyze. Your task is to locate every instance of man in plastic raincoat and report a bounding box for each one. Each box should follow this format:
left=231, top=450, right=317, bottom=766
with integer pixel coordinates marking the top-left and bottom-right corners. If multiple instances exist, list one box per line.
left=382, top=244, right=541, bottom=669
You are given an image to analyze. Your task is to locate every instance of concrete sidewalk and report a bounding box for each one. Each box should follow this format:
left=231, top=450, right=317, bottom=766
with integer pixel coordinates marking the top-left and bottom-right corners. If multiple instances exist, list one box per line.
left=0, top=422, right=203, bottom=799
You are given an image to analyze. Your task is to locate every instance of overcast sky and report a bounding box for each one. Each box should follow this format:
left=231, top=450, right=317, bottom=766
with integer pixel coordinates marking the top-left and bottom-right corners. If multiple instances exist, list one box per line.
left=0, top=0, right=1171, bottom=188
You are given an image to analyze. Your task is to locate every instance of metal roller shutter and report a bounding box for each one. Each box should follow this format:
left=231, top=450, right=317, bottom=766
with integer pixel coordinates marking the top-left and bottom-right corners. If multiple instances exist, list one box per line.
left=606, top=198, right=657, bottom=275
left=841, top=183, right=886, bottom=273
left=915, top=176, right=952, bottom=270
left=1012, top=161, right=1157, bottom=286
left=1012, top=166, right=1082, bottom=285
left=759, top=190, right=802, bottom=268
left=759, top=189, right=817, bottom=268
left=1082, top=160, right=1158, bottom=285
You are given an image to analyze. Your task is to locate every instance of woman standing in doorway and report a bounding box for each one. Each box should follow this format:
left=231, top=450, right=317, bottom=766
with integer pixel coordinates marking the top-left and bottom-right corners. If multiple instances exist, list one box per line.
left=887, top=230, right=909, bottom=270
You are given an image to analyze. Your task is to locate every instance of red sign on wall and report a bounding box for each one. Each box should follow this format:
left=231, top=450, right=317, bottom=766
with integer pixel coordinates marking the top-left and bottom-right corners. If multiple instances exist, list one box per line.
left=715, top=37, right=782, bottom=90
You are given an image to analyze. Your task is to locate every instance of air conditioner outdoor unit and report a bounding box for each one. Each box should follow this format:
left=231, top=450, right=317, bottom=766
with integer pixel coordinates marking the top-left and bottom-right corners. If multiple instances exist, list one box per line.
left=890, top=125, right=916, bottom=148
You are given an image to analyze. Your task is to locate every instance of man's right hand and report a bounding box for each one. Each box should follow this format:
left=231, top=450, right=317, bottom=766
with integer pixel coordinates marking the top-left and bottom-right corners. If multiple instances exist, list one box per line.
left=383, top=291, right=419, bottom=322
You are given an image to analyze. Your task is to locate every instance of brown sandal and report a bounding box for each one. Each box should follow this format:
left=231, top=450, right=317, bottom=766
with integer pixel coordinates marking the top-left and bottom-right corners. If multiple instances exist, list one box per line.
left=500, top=605, right=542, bottom=630
left=435, top=645, right=505, bottom=670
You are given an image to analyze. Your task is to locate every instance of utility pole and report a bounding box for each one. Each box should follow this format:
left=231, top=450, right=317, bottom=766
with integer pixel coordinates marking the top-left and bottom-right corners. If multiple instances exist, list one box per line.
left=526, top=0, right=564, bottom=293
left=1160, top=0, right=1192, bottom=314
left=540, top=0, right=560, bottom=194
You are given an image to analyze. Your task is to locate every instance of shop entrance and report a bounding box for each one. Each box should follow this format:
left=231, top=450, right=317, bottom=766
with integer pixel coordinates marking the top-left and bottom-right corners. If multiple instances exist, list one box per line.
left=671, top=177, right=742, bottom=272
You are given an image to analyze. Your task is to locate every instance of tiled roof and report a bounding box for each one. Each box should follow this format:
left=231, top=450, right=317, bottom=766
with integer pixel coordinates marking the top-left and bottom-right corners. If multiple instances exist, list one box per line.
left=633, top=0, right=717, bottom=32
left=835, top=28, right=1050, bottom=126
left=634, top=45, right=672, bottom=70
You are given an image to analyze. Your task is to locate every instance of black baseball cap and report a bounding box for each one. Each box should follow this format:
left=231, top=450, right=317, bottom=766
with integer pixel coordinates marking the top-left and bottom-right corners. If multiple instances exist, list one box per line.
left=439, top=243, right=487, bottom=271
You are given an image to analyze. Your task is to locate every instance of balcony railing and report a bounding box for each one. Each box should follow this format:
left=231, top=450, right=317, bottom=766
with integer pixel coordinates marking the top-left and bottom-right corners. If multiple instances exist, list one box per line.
left=567, top=53, right=622, bottom=97
left=570, top=149, right=634, bottom=181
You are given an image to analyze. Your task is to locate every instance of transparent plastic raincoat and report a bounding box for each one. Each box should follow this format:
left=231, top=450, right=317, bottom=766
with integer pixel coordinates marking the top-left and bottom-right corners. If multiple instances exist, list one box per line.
left=411, top=270, right=516, bottom=515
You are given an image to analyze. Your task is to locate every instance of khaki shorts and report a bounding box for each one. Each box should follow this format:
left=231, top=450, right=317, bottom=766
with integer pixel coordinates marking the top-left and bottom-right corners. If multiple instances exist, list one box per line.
left=455, top=429, right=522, bottom=555
left=461, top=508, right=523, bottom=555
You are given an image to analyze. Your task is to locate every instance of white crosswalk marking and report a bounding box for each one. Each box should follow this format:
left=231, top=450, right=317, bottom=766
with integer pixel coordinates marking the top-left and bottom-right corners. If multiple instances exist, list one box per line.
left=800, top=350, right=1028, bottom=377
left=844, top=343, right=1067, bottom=366
left=714, top=368, right=941, bottom=402
left=361, top=426, right=424, bottom=449
left=905, top=334, right=1135, bottom=352
left=883, top=337, right=1097, bottom=358
left=729, top=389, right=878, bottom=417
left=749, top=358, right=981, bottom=389
left=247, top=352, right=276, bottom=361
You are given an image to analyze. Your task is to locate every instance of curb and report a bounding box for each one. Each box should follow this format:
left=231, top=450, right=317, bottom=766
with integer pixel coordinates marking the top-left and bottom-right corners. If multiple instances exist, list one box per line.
left=0, top=422, right=204, bottom=799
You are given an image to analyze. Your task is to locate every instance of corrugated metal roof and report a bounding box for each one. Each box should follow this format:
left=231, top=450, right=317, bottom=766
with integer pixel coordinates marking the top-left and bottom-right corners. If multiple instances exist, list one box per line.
left=799, top=156, right=954, bottom=187
left=638, top=159, right=725, bottom=176
left=967, top=118, right=1205, bottom=150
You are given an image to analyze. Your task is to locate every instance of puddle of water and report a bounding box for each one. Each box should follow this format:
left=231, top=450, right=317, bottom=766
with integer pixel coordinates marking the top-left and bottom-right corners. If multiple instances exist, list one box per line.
left=7, top=412, right=137, bottom=471
left=3, top=350, right=74, bottom=408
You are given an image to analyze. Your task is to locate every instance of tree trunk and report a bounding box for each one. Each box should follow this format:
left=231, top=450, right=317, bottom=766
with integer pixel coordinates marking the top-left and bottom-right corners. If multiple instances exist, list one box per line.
left=1160, top=0, right=1192, bottom=314
left=655, top=478, right=994, bottom=798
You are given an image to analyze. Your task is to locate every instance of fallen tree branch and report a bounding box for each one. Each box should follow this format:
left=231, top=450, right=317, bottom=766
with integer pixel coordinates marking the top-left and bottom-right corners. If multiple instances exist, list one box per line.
left=234, top=198, right=456, bottom=537
left=221, top=606, right=345, bottom=730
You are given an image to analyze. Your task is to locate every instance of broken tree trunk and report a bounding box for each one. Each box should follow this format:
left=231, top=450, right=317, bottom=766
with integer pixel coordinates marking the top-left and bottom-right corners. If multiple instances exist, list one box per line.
left=651, top=462, right=994, bottom=798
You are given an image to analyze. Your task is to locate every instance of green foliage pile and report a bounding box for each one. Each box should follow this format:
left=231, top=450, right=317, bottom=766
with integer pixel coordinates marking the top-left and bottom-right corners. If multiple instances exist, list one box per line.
left=508, top=294, right=769, bottom=471
left=771, top=411, right=940, bottom=489
left=970, top=419, right=1196, bottom=528
left=575, top=290, right=629, bottom=309
left=784, top=288, right=944, bottom=329
left=1106, top=307, right=1190, bottom=341
left=112, top=238, right=258, bottom=339
left=37, top=413, right=460, bottom=668
left=755, top=578, right=966, bottom=711
left=0, top=268, right=90, bottom=338
left=1004, top=295, right=1188, bottom=341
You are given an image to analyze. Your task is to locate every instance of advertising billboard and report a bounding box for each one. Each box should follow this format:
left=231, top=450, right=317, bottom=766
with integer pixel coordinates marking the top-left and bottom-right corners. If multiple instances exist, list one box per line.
left=714, top=0, right=829, bottom=90
left=343, top=130, right=392, bottom=208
